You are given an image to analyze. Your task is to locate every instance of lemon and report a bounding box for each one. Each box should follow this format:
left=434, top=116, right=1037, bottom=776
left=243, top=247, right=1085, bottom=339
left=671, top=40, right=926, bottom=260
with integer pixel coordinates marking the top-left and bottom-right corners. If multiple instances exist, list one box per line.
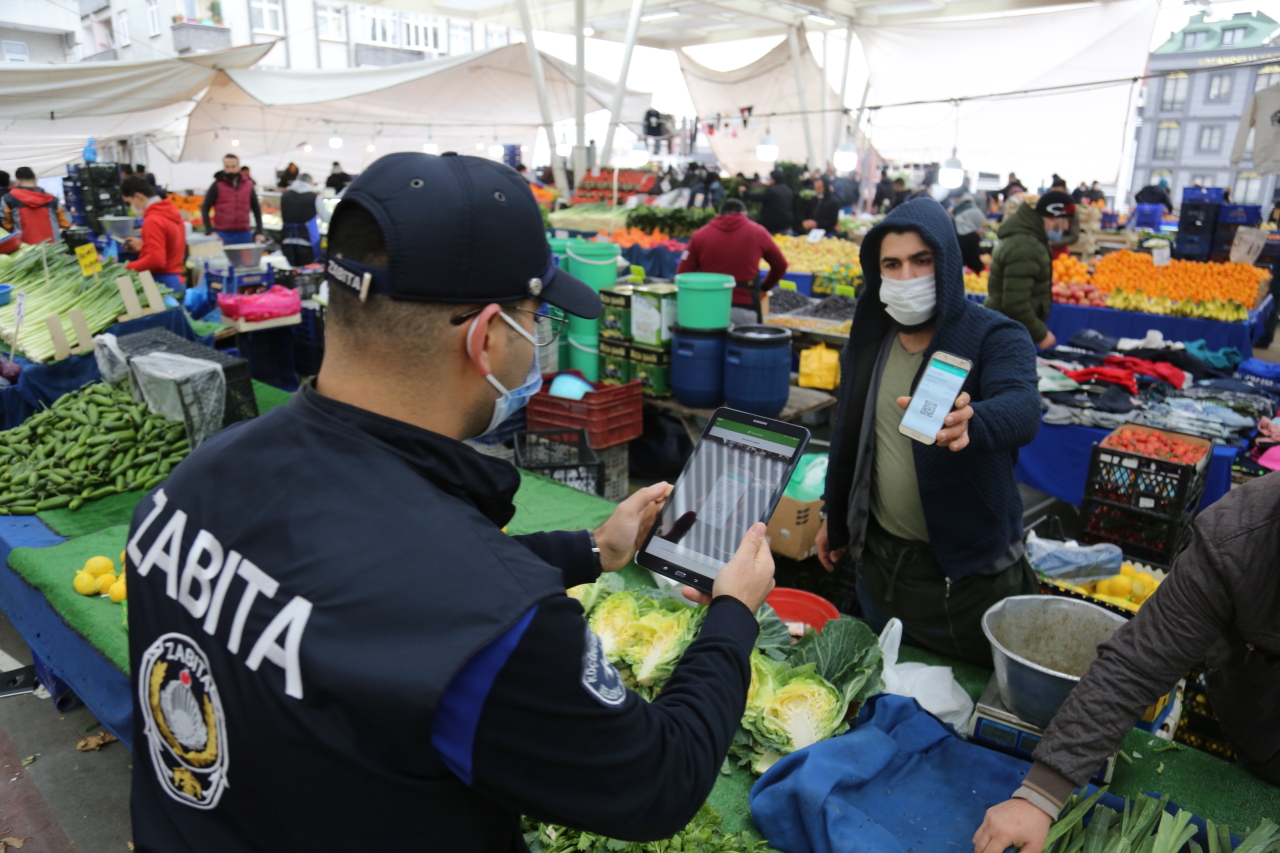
left=1120, top=564, right=1135, bottom=576
left=1131, top=579, right=1150, bottom=603
left=1136, top=572, right=1157, bottom=589
left=95, top=573, right=117, bottom=594
left=120, top=550, right=126, bottom=569
left=73, top=572, right=98, bottom=596
left=1108, top=575, right=1134, bottom=598
left=84, top=556, right=114, bottom=577
left=108, top=579, right=127, bottom=604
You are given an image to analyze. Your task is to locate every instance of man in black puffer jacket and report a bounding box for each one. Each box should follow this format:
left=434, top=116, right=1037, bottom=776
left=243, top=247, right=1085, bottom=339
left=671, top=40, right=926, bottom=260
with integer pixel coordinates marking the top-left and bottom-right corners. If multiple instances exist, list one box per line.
left=740, top=169, right=795, bottom=235
left=814, top=198, right=1041, bottom=667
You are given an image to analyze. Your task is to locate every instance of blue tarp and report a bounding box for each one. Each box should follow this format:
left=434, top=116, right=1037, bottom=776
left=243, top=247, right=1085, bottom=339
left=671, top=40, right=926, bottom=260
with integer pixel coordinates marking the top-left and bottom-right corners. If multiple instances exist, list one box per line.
left=0, top=308, right=210, bottom=430
left=621, top=244, right=683, bottom=280
left=1015, top=422, right=1237, bottom=511
left=750, top=694, right=1028, bottom=853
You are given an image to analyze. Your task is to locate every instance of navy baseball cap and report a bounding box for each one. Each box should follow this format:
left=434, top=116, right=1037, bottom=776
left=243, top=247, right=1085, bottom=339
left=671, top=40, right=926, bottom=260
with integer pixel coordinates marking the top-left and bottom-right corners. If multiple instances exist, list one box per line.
left=326, top=152, right=601, bottom=319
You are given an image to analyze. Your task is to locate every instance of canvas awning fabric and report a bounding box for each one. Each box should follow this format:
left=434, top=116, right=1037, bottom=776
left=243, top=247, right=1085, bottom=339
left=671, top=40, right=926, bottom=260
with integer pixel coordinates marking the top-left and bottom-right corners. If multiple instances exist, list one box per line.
left=0, top=42, right=650, bottom=177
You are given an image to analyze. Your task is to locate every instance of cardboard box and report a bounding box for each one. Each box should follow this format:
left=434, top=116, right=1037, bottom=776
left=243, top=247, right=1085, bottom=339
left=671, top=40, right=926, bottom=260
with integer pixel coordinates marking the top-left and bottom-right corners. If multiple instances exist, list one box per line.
left=631, top=284, right=678, bottom=348
left=629, top=344, right=672, bottom=398
left=766, top=495, right=823, bottom=560
left=599, top=286, right=633, bottom=341
left=598, top=340, right=633, bottom=386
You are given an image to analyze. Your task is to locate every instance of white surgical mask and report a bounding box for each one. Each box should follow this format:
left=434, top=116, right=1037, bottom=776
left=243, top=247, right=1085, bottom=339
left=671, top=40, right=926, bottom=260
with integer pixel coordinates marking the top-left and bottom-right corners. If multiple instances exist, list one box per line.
left=879, top=273, right=937, bottom=326
left=467, top=310, right=544, bottom=437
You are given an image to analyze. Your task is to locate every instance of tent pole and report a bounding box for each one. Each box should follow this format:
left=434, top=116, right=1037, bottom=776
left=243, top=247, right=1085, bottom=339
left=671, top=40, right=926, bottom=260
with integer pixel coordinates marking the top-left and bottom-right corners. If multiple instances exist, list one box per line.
left=787, top=25, right=816, bottom=170
left=853, top=79, right=870, bottom=207
left=601, top=0, right=645, bottom=171
left=820, top=29, right=830, bottom=174
left=516, top=0, right=569, bottom=198
left=835, top=25, right=853, bottom=161
left=574, top=0, right=587, bottom=181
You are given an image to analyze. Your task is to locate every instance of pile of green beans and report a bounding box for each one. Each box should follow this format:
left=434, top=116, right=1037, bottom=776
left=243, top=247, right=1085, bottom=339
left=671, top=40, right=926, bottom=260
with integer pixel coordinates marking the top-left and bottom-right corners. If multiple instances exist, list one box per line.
left=0, top=382, right=189, bottom=515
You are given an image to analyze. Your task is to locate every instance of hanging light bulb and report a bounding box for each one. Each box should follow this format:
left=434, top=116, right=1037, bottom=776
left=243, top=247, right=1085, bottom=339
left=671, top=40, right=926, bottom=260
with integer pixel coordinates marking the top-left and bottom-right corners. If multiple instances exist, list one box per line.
left=832, top=140, right=858, bottom=172
left=302, top=142, right=313, bottom=153
left=230, top=138, right=240, bottom=147
left=583, top=25, right=594, bottom=36
left=366, top=143, right=377, bottom=153
left=756, top=130, right=779, bottom=163
left=489, top=139, right=505, bottom=159
left=422, top=140, right=439, bottom=155
left=329, top=136, right=343, bottom=149
left=938, top=155, right=964, bottom=189
left=556, top=134, right=571, bottom=158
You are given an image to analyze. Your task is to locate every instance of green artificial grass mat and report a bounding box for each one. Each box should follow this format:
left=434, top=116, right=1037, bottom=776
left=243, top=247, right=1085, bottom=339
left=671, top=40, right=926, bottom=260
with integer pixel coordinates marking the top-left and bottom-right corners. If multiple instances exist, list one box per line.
left=7, top=524, right=131, bottom=672
left=188, top=319, right=229, bottom=338
left=251, top=379, right=292, bottom=415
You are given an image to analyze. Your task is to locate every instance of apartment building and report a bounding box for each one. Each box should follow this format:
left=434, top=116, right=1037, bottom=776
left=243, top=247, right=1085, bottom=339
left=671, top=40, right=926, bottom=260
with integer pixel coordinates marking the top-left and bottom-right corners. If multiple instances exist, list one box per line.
left=1132, top=11, right=1280, bottom=207
left=0, top=0, right=517, bottom=69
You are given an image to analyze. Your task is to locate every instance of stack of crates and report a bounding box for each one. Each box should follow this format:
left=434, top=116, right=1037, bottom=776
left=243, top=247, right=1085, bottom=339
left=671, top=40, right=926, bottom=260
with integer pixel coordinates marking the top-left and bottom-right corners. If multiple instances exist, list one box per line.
left=115, top=328, right=259, bottom=429
left=68, top=164, right=128, bottom=235
left=525, top=376, right=643, bottom=502
left=514, top=429, right=605, bottom=497
left=1079, top=425, right=1211, bottom=568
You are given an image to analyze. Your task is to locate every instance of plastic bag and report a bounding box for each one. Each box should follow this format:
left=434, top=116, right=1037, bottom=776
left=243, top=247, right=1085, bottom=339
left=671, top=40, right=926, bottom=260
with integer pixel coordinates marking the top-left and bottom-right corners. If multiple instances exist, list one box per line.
left=128, top=352, right=226, bottom=448
left=799, top=343, right=841, bottom=390
left=783, top=454, right=828, bottom=502
left=878, top=619, right=974, bottom=732
left=93, top=333, right=130, bottom=386
left=217, top=285, right=302, bottom=323
left=1026, top=531, right=1122, bottom=581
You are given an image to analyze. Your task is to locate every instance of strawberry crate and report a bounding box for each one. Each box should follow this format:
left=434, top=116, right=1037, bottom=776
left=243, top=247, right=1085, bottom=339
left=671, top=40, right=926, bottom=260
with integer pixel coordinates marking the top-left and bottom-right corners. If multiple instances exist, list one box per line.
left=526, top=375, right=643, bottom=450
left=1085, top=425, right=1211, bottom=516
left=1080, top=499, right=1196, bottom=568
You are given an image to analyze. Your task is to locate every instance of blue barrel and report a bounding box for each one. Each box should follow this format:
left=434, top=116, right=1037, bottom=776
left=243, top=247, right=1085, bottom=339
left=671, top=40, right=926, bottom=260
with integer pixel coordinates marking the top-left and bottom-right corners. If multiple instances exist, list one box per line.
left=672, top=325, right=726, bottom=409
left=724, top=325, right=792, bottom=417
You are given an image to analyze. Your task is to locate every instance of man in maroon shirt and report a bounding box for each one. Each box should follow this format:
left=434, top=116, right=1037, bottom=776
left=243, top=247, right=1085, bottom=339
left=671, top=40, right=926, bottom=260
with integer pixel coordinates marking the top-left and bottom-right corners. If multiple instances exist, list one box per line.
left=676, top=199, right=789, bottom=325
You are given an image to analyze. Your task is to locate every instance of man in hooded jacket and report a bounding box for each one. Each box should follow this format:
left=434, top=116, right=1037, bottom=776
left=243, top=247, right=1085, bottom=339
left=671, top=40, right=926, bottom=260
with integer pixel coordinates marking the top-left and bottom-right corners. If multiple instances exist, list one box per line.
left=986, top=191, right=1076, bottom=350
left=813, top=199, right=1041, bottom=667
left=2, top=167, right=70, bottom=245
left=677, top=199, right=788, bottom=325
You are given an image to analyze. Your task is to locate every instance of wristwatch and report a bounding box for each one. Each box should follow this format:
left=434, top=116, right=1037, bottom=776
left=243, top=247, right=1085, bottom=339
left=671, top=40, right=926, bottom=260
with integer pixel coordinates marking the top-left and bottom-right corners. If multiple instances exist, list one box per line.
left=586, top=530, right=604, bottom=574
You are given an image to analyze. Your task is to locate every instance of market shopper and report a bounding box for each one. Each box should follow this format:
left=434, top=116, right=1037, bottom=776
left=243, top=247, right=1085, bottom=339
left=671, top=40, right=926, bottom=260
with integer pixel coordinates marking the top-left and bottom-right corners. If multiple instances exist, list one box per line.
left=872, top=169, right=895, bottom=213
left=325, top=161, right=352, bottom=192
left=120, top=176, right=186, bottom=293
left=974, top=473, right=1280, bottom=853
left=279, top=173, right=329, bottom=266
left=677, top=198, right=789, bottom=325
left=1046, top=177, right=1079, bottom=258
left=277, top=161, right=299, bottom=190
left=125, top=152, right=775, bottom=852
left=999, top=172, right=1027, bottom=202
left=986, top=191, right=1076, bottom=350
left=813, top=199, right=1041, bottom=667
left=739, top=169, right=795, bottom=235
left=801, top=177, right=841, bottom=235
left=951, top=183, right=987, bottom=274
left=1, top=167, right=70, bottom=245
left=200, top=154, right=266, bottom=245
left=1134, top=178, right=1174, bottom=213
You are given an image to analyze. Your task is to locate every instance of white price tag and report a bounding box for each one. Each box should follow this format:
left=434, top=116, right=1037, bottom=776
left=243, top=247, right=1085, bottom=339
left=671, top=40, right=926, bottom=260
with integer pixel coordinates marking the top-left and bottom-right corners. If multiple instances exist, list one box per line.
left=13, top=292, right=26, bottom=328
left=1151, top=245, right=1171, bottom=267
left=807, top=229, right=826, bottom=243
left=1230, top=227, right=1268, bottom=266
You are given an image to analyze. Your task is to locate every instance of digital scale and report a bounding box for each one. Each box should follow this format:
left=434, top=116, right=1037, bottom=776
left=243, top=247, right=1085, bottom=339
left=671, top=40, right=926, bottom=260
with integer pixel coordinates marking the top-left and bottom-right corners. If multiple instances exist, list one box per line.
left=968, top=675, right=1184, bottom=786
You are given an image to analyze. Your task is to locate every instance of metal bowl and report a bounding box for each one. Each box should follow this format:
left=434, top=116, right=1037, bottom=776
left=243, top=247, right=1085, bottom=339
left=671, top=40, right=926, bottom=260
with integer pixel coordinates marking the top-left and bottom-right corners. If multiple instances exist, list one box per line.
left=982, top=595, right=1128, bottom=729
left=223, top=244, right=267, bottom=269
left=98, top=215, right=138, bottom=240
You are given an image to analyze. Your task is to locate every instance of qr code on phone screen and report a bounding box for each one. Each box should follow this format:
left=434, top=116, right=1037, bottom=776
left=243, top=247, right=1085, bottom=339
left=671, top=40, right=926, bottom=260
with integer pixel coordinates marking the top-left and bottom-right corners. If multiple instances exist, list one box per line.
left=920, top=399, right=938, bottom=418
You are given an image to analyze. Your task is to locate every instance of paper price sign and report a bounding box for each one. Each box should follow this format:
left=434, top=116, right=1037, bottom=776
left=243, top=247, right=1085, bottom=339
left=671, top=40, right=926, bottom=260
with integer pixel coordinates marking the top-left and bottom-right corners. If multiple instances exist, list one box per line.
left=74, top=243, right=102, bottom=276
left=1151, top=245, right=1171, bottom=267
left=13, top=292, right=26, bottom=328
left=1230, top=227, right=1268, bottom=267
left=807, top=229, right=826, bottom=243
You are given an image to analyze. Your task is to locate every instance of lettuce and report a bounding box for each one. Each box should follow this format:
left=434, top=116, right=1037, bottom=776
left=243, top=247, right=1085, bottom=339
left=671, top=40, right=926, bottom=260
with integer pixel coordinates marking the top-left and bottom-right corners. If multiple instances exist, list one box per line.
left=620, top=599, right=705, bottom=688
left=567, top=572, right=626, bottom=616
left=587, top=591, right=657, bottom=660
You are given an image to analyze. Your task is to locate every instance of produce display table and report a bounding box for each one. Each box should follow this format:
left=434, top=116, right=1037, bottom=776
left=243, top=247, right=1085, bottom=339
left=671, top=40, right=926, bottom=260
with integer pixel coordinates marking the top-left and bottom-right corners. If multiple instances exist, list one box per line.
left=1044, top=295, right=1272, bottom=354
left=645, top=386, right=837, bottom=444
left=1016, top=421, right=1238, bottom=511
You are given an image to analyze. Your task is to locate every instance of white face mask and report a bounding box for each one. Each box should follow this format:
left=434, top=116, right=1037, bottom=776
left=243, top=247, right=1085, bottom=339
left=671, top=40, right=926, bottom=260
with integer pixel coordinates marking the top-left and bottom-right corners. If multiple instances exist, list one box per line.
left=879, top=272, right=937, bottom=326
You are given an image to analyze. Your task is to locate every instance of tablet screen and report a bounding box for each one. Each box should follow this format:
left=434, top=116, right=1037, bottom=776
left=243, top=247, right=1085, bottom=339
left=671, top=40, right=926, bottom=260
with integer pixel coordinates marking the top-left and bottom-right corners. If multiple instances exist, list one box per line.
left=643, top=416, right=801, bottom=579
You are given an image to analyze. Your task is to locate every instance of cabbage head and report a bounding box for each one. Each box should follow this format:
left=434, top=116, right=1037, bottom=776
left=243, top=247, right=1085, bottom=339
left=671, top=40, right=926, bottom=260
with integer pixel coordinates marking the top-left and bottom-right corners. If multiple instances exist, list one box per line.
left=567, top=573, right=626, bottom=616
left=744, top=662, right=846, bottom=768
left=619, top=601, right=704, bottom=687
left=587, top=591, right=656, bottom=660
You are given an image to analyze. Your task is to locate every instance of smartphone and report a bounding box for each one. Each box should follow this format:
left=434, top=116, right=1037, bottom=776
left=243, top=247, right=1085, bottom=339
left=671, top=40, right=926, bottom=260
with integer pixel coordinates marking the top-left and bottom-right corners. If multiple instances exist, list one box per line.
left=636, top=408, right=810, bottom=594
left=898, top=351, right=973, bottom=445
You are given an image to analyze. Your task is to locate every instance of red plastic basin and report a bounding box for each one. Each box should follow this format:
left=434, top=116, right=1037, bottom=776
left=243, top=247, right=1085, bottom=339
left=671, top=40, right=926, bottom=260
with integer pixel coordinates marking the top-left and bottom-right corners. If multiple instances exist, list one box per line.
left=766, top=587, right=840, bottom=632
left=0, top=232, right=22, bottom=255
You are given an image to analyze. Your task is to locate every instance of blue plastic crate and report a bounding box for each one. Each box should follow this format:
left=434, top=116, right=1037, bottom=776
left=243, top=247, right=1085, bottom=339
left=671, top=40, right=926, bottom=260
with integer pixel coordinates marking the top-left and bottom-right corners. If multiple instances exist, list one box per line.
left=1182, top=187, right=1225, bottom=203
left=1218, top=204, right=1262, bottom=225
left=1132, top=204, right=1166, bottom=230
left=1175, top=235, right=1211, bottom=257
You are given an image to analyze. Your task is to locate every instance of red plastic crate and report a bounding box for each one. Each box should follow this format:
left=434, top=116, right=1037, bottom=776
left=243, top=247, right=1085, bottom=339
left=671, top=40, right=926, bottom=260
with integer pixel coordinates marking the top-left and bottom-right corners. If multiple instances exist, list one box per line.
left=526, top=375, right=643, bottom=450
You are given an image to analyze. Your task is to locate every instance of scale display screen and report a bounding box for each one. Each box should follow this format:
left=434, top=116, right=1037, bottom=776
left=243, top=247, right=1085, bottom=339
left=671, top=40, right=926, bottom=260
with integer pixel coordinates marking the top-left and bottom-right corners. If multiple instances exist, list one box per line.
left=979, top=720, right=1020, bottom=748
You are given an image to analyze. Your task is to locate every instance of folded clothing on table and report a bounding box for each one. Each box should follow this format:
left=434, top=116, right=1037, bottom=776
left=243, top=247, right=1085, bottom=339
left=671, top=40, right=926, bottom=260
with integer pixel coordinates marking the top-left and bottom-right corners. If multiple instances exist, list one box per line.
left=1103, top=356, right=1188, bottom=389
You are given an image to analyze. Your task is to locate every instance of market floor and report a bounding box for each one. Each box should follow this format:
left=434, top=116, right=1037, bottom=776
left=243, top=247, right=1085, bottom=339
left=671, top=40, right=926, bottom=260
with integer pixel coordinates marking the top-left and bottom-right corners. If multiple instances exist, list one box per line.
left=0, top=613, right=132, bottom=853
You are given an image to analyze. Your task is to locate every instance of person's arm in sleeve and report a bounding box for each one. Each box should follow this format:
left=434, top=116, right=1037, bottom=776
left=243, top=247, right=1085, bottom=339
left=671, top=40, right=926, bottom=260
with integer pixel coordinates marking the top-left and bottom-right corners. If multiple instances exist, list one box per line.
left=55, top=200, right=70, bottom=229
left=250, top=191, right=264, bottom=234
left=962, top=323, right=1041, bottom=453
left=2, top=200, right=13, bottom=233
left=201, top=183, right=217, bottom=235
left=125, top=215, right=163, bottom=273
left=1022, top=519, right=1235, bottom=807
left=511, top=531, right=598, bottom=590
left=994, top=244, right=1049, bottom=344
left=432, top=594, right=758, bottom=840
left=759, top=231, right=788, bottom=291
left=675, top=233, right=701, bottom=275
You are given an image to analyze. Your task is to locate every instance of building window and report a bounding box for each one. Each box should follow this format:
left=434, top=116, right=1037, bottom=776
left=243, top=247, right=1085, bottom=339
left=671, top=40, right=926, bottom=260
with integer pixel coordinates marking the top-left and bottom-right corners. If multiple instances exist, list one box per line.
left=1161, top=74, right=1188, bottom=111
left=1154, top=122, right=1180, bottom=159
left=1150, top=170, right=1172, bottom=188
left=1258, top=65, right=1280, bottom=91
left=117, top=10, right=131, bottom=46
left=1190, top=175, right=1215, bottom=188
left=486, top=25, right=507, bottom=48
left=1207, top=73, right=1232, bottom=101
left=1221, top=27, right=1244, bottom=46
left=359, top=8, right=397, bottom=44
left=316, top=4, right=345, bottom=40
left=147, top=0, right=161, bottom=36
left=1198, top=125, right=1223, bottom=152
left=449, top=22, right=471, bottom=54
left=403, top=18, right=437, bottom=50
left=1, top=40, right=29, bottom=62
left=1183, top=30, right=1208, bottom=49
left=1234, top=172, right=1262, bottom=204
left=251, top=0, right=283, bottom=34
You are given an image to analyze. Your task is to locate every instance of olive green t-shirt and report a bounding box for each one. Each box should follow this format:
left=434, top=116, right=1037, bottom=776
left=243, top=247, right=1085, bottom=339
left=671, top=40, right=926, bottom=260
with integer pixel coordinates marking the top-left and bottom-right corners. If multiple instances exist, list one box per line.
left=870, top=336, right=930, bottom=542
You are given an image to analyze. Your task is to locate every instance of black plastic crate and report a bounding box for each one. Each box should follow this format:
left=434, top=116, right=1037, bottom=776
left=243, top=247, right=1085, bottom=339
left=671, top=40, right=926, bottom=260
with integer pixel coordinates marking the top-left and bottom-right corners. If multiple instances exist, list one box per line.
left=513, top=428, right=605, bottom=496
left=116, top=328, right=258, bottom=427
left=1084, top=441, right=1208, bottom=516
left=1080, top=500, right=1196, bottom=568
left=78, top=163, right=123, bottom=188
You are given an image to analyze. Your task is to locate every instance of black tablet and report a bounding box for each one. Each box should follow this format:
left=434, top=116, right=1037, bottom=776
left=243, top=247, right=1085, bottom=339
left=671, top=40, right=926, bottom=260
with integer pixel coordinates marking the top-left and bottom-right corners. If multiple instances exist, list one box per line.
left=635, top=408, right=810, bottom=595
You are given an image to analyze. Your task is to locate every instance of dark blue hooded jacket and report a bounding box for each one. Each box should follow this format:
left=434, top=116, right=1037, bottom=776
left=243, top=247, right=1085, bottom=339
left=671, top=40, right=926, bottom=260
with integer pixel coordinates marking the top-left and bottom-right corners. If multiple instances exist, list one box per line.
left=823, top=199, right=1041, bottom=580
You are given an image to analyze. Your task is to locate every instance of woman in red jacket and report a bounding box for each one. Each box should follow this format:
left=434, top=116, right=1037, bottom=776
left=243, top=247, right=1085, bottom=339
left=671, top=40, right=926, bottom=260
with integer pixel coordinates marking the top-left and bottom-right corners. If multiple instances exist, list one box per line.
left=122, top=176, right=187, bottom=294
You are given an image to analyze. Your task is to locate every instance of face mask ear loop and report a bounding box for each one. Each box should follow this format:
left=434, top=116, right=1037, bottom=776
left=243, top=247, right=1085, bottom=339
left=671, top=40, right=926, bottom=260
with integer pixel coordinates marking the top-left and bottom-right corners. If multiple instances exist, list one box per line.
left=496, top=309, right=540, bottom=348
left=465, top=303, right=504, bottom=380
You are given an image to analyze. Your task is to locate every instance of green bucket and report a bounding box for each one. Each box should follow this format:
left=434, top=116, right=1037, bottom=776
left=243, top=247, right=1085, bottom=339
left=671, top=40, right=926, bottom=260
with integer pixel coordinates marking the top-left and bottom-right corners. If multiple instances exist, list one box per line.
left=675, top=272, right=735, bottom=329
left=547, top=237, right=570, bottom=257
left=567, top=326, right=599, bottom=380
left=565, top=240, right=620, bottom=293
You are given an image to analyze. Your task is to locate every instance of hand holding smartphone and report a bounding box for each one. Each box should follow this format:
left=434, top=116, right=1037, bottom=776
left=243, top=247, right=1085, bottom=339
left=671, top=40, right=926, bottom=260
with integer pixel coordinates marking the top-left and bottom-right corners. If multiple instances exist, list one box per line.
left=898, top=351, right=973, bottom=447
